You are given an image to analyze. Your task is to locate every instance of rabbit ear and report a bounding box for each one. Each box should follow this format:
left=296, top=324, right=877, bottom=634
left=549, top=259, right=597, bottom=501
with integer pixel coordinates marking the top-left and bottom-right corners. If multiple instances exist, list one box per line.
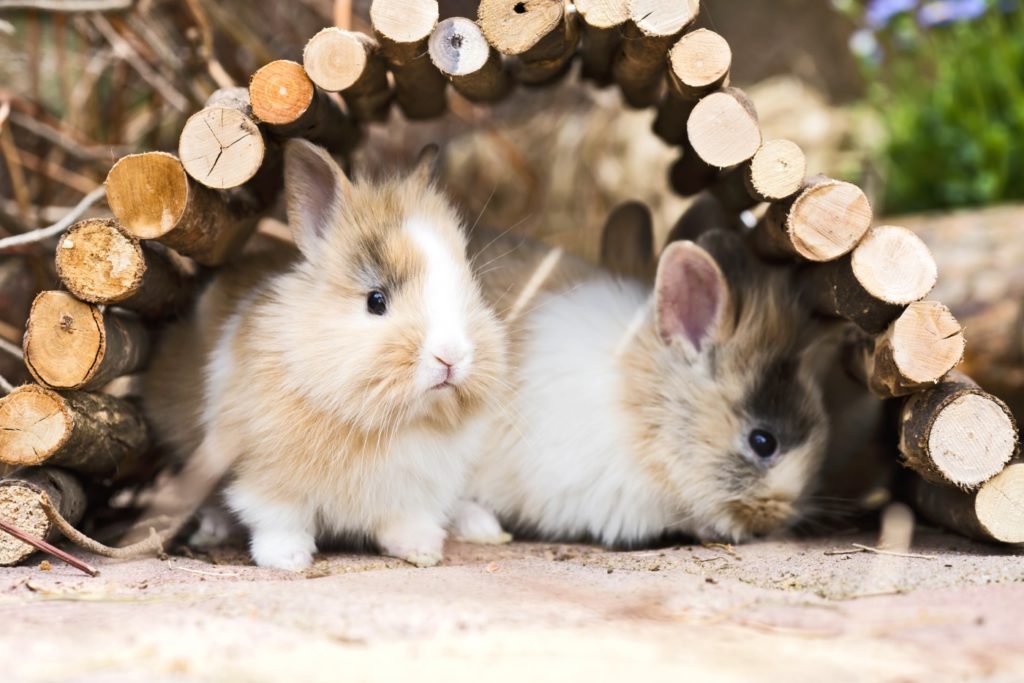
left=284, top=139, right=353, bottom=259
left=411, top=143, right=441, bottom=183
left=654, top=241, right=731, bottom=352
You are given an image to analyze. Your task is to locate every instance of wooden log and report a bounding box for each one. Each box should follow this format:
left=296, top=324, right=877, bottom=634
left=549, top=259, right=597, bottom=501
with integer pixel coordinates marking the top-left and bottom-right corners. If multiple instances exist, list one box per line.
left=801, top=225, right=937, bottom=333
left=612, top=0, right=700, bottom=108
left=0, top=385, right=148, bottom=480
left=249, top=60, right=361, bottom=154
left=106, top=151, right=264, bottom=266
left=899, top=373, right=1018, bottom=489
left=23, top=291, right=150, bottom=391
left=668, top=144, right=719, bottom=197
left=303, top=28, right=393, bottom=122
left=910, top=463, right=1024, bottom=544
left=0, top=467, right=88, bottom=566
left=666, top=191, right=737, bottom=244
left=849, top=301, right=965, bottom=398
left=178, top=87, right=266, bottom=190
left=750, top=176, right=873, bottom=262
left=54, top=218, right=191, bottom=319
left=686, top=87, right=762, bottom=169
left=370, top=0, right=447, bottom=119
left=709, top=139, right=807, bottom=213
left=477, top=0, right=580, bottom=86
left=652, top=29, right=732, bottom=145
left=599, top=201, right=654, bottom=281
left=574, top=0, right=628, bottom=86
left=428, top=17, right=512, bottom=103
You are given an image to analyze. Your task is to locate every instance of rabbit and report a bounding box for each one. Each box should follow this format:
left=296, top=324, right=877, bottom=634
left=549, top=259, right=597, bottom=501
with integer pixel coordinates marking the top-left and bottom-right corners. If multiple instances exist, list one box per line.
left=142, top=139, right=509, bottom=570
left=452, top=228, right=833, bottom=548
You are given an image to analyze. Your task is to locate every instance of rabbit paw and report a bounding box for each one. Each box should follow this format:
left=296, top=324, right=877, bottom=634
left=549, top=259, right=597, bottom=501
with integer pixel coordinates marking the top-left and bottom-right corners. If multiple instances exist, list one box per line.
left=249, top=530, right=316, bottom=571
left=450, top=500, right=512, bottom=545
left=377, top=517, right=446, bottom=567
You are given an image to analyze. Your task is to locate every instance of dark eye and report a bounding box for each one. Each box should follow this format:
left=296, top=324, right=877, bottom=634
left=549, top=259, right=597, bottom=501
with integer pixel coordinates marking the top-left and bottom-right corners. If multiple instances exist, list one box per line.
left=367, top=290, right=387, bottom=315
left=748, top=429, right=778, bottom=459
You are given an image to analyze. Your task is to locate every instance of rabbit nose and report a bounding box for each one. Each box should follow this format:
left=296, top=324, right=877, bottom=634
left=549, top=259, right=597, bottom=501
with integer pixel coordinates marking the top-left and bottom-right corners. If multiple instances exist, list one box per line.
left=432, top=346, right=469, bottom=368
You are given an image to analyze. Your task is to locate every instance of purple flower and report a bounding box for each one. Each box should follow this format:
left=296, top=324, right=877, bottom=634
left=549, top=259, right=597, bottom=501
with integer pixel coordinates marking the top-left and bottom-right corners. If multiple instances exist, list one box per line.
left=866, top=0, right=917, bottom=28
left=918, top=0, right=989, bottom=25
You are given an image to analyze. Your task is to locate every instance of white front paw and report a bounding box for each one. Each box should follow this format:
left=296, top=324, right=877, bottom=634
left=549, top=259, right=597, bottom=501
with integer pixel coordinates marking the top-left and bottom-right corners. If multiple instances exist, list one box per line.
left=377, top=517, right=446, bottom=568
left=450, top=500, right=512, bottom=545
left=249, top=531, right=316, bottom=571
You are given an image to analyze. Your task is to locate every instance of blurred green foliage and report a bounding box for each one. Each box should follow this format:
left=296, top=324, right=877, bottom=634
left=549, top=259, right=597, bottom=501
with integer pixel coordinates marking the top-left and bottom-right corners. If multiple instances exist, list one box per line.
left=844, top=2, right=1024, bottom=213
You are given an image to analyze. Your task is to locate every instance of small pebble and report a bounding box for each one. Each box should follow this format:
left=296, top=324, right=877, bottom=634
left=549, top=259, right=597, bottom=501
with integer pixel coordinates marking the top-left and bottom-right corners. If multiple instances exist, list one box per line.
left=38, top=560, right=52, bottom=571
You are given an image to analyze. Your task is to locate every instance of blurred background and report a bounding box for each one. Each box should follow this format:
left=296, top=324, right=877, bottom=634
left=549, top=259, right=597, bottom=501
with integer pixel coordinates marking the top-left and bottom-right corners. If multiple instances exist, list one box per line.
left=0, top=0, right=1021, bottom=418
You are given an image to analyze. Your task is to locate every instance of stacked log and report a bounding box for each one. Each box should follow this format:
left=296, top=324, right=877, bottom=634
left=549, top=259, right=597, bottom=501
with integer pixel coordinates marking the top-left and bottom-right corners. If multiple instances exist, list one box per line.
left=0, top=467, right=88, bottom=566
left=303, top=28, right=393, bottom=122
left=477, top=0, right=580, bottom=87
left=370, top=0, right=447, bottom=119
left=428, top=17, right=512, bottom=103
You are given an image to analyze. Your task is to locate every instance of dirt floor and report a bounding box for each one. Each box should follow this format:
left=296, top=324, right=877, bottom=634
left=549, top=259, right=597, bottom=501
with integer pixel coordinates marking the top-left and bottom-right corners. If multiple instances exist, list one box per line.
left=2, top=528, right=1022, bottom=683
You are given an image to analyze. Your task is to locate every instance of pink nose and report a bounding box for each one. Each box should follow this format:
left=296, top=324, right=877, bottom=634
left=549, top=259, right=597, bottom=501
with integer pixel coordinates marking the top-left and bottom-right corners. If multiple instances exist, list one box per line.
left=434, top=356, right=453, bottom=381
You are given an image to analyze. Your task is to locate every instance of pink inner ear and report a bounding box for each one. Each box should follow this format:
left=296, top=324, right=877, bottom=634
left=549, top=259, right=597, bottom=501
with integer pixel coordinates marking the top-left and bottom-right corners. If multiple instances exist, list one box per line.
left=656, top=245, right=725, bottom=351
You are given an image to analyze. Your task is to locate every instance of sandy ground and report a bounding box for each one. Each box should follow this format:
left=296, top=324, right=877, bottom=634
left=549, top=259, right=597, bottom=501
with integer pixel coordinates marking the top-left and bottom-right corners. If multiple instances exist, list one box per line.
left=1, top=529, right=1022, bottom=683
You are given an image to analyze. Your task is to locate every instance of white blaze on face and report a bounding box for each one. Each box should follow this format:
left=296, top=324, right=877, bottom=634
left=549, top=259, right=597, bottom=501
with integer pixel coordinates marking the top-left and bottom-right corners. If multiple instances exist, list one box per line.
left=405, top=217, right=473, bottom=388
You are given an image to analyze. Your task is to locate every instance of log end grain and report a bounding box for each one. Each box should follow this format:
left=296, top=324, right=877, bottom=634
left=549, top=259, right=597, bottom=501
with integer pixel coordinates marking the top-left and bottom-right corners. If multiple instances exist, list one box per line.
left=429, top=16, right=492, bottom=75
left=575, top=0, right=628, bottom=28
left=629, top=0, right=699, bottom=37
left=975, top=463, right=1024, bottom=543
left=179, top=107, right=265, bottom=190
left=788, top=180, right=872, bottom=261
left=687, top=90, right=762, bottom=169
left=370, top=0, right=439, bottom=45
left=250, top=60, right=315, bottom=126
left=303, top=28, right=371, bottom=92
left=55, top=219, right=145, bottom=305
left=668, top=29, right=731, bottom=96
left=889, top=300, right=965, bottom=386
left=0, top=468, right=87, bottom=566
left=477, top=0, right=564, bottom=55
left=23, top=292, right=104, bottom=391
left=852, top=225, right=937, bottom=304
left=106, top=152, right=190, bottom=241
left=928, top=395, right=1016, bottom=489
left=747, top=139, right=806, bottom=202
left=0, top=386, right=70, bottom=468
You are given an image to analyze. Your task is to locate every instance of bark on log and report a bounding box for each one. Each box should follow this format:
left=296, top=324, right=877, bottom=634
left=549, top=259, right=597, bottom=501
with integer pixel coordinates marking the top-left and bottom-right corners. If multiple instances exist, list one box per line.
left=612, top=0, right=700, bottom=108
left=105, top=151, right=264, bottom=266
left=910, top=463, right=1024, bottom=544
left=303, top=28, right=393, bottom=122
left=686, top=87, right=762, bottom=169
left=849, top=301, right=965, bottom=398
left=666, top=191, right=737, bottom=244
left=599, top=201, right=654, bottom=281
left=0, top=467, right=87, bottom=566
left=23, top=291, right=150, bottom=391
left=750, top=176, right=873, bottom=262
left=668, top=143, right=719, bottom=197
left=709, top=139, right=806, bottom=213
left=477, top=0, right=580, bottom=86
left=801, top=224, right=938, bottom=333
left=249, top=60, right=361, bottom=154
left=575, top=0, right=628, bottom=86
left=370, top=0, right=447, bottom=119
left=0, top=385, right=148, bottom=480
left=899, top=373, right=1018, bottom=489
left=178, top=87, right=267, bottom=190
left=652, top=29, right=731, bottom=144
left=429, top=17, right=512, bottom=103
left=54, top=218, right=191, bottom=319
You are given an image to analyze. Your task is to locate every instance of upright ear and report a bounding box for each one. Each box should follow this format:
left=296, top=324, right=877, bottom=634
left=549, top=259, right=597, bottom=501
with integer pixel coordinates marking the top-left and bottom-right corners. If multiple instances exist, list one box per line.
left=284, top=139, right=352, bottom=259
left=411, top=143, right=441, bottom=184
left=654, top=241, right=732, bottom=352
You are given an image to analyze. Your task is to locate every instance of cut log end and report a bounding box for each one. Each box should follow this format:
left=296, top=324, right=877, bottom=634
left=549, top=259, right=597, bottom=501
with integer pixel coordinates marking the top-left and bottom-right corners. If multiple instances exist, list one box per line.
left=668, top=29, right=731, bottom=96
left=250, top=60, right=315, bottom=126
left=55, top=219, right=144, bottom=305
left=303, top=28, right=371, bottom=92
left=370, top=0, right=439, bottom=45
left=974, top=463, right=1024, bottom=543
left=852, top=225, right=937, bottom=304
left=630, top=0, right=699, bottom=37
left=0, top=385, right=70, bottom=468
left=890, top=301, right=965, bottom=384
left=574, top=0, right=628, bottom=28
left=106, top=152, right=190, bottom=241
left=788, top=180, right=872, bottom=261
left=928, top=395, right=1016, bottom=488
left=24, top=291, right=105, bottom=390
left=179, top=107, right=264, bottom=190
left=0, top=468, right=87, bottom=566
left=429, top=17, right=492, bottom=76
left=747, top=139, right=806, bottom=202
left=477, top=0, right=564, bottom=55
left=687, top=89, right=762, bottom=169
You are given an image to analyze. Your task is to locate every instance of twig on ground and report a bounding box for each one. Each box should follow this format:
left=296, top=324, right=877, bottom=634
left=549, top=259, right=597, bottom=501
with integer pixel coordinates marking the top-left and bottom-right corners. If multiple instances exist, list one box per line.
left=170, top=562, right=241, bottom=578
left=40, top=495, right=171, bottom=560
left=703, top=541, right=743, bottom=560
left=850, top=543, right=936, bottom=560
left=0, top=186, right=106, bottom=252
left=0, top=516, right=99, bottom=576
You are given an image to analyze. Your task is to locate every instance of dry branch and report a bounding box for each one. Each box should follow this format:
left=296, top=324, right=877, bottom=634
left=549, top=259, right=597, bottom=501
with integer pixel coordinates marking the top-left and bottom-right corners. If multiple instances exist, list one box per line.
left=477, top=0, right=580, bottom=86
left=0, top=467, right=87, bottom=567
left=686, top=87, right=761, bottom=169
left=370, top=0, right=447, bottom=119
left=612, top=0, right=700, bottom=107
left=709, top=139, right=806, bottom=213
left=303, top=28, right=392, bottom=122
left=652, top=29, right=732, bottom=145
left=178, top=87, right=267, bottom=190
left=575, top=0, right=628, bottom=85
left=429, top=17, right=512, bottom=103
left=910, top=463, right=1024, bottom=544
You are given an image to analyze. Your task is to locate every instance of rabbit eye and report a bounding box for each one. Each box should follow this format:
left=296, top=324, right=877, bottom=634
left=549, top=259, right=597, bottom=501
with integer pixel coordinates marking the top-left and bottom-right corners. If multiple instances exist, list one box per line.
left=748, top=429, right=778, bottom=459
left=367, top=290, right=387, bottom=315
